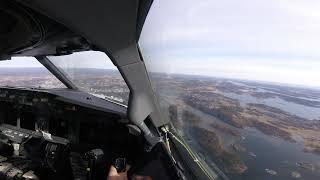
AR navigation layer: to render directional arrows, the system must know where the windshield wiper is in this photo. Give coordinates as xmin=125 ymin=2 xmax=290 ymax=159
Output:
xmin=0 ymin=85 xmax=45 ymax=90
xmin=1 ymin=85 xmax=15 ymax=88
xmin=0 ymin=85 xmax=28 ymax=89
xmin=29 ymin=86 xmax=45 ymax=90
xmin=89 ymin=93 xmax=127 ymax=108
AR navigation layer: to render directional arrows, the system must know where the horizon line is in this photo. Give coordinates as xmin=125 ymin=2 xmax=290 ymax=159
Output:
xmin=0 ymin=67 xmax=319 ymax=90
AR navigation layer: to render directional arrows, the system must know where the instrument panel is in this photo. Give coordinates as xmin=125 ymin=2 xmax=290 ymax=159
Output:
xmin=0 ymin=87 xmax=127 ymax=144
xmin=0 ymin=88 xmax=73 ymax=110
xmin=0 ymin=87 xmax=126 ymax=116
xmin=0 ymin=87 xmax=149 ymax=180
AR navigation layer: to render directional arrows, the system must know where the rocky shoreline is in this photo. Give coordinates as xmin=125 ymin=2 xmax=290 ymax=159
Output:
xmin=183 ymin=92 xmax=320 ymax=155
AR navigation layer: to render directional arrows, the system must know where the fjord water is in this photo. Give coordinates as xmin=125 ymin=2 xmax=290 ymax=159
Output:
xmin=234 ymin=128 xmax=320 ymax=180
xmin=206 ymin=81 xmax=320 ymax=179
xmin=158 ymin=75 xmax=320 ymax=180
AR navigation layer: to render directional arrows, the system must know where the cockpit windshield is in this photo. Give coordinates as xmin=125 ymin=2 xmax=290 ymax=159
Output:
xmin=140 ymin=0 xmax=320 ymax=179
xmin=47 ymin=51 xmax=129 ymax=105
xmin=0 ymin=57 xmax=66 ymax=89
xmin=0 ymin=52 xmax=130 ymax=106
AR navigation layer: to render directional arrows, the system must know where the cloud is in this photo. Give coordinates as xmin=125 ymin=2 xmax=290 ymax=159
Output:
xmin=139 ymin=0 xmax=320 ymax=87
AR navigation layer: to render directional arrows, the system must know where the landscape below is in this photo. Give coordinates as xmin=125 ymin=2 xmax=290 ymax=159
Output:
xmin=1 ymin=68 xmax=320 ymax=179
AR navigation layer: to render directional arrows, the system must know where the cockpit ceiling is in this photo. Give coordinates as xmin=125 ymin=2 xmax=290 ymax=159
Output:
xmin=0 ymin=0 xmax=92 ymax=60
xmin=0 ymin=0 xmax=152 ymax=64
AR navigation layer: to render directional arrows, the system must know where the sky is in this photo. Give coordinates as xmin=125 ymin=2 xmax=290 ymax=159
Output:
xmin=1 ymin=0 xmax=320 ymax=88
xmin=0 ymin=51 xmax=116 ymax=69
xmin=139 ymin=0 xmax=320 ymax=88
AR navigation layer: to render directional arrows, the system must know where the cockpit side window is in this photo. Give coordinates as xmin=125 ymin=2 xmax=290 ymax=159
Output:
xmin=139 ymin=0 xmax=320 ymax=179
